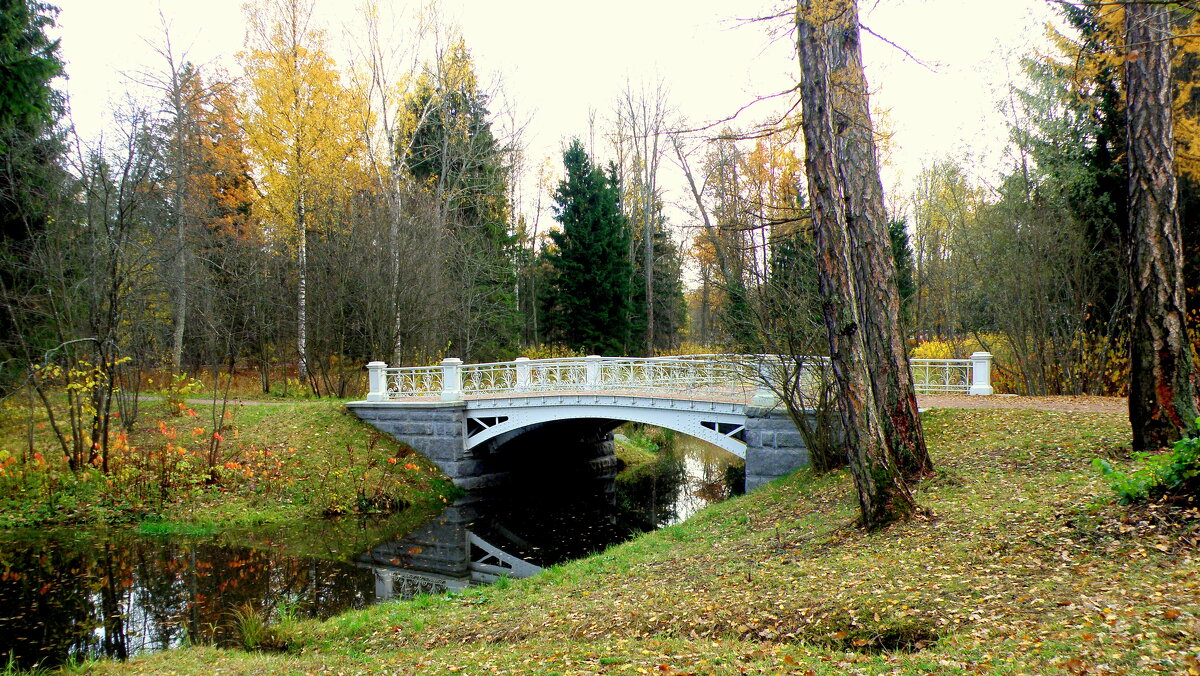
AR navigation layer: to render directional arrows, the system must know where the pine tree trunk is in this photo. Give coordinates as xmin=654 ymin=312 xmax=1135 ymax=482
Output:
xmin=1125 ymin=0 xmax=1198 ymax=450
xmin=828 ymin=0 xmax=932 ymax=478
xmin=796 ymin=0 xmax=915 ymax=529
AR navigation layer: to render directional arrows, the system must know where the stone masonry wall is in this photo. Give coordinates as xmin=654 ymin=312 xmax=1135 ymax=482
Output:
xmin=743 ymin=408 xmax=812 ymax=491
xmin=348 ymin=402 xmax=507 ymax=489
xmin=351 ymin=401 xmax=813 ymax=494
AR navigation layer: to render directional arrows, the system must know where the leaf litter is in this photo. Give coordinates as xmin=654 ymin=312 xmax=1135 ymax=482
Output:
xmin=105 ymin=408 xmax=1200 ymax=674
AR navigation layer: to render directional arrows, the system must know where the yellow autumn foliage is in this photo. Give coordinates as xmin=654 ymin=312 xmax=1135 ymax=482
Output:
xmin=240 ymin=0 xmax=372 ymax=248
xmin=1044 ymin=3 xmax=1200 ymax=180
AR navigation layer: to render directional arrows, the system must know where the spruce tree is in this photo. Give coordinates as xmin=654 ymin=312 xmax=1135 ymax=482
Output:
xmin=888 ymin=219 xmax=917 ymax=325
xmin=0 ymin=0 xmax=63 ymax=245
xmin=0 ymin=0 xmax=64 ymax=389
xmin=544 ymin=139 xmax=632 ymax=355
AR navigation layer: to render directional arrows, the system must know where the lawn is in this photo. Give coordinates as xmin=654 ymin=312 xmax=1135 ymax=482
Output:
xmin=79 ymin=407 xmax=1199 ymax=674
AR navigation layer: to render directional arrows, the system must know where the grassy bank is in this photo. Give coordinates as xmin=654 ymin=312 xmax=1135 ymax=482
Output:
xmin=83 ymin=407 xmax=1200 ymax=674
xmin=0 ymin=399 xmax=452 ymax=529
xmin=613 ymin=424 xmax=673 ymax=468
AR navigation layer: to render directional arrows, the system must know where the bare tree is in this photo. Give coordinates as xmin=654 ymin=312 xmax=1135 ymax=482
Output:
xmin=136 ymin=16 xmax=227 ymax=371
xmin=613 ymin=79 xmax=670 ymax=355
xmin=26 ymin=107 xmax=165 ymax=473
xmin=349 ymin=1 xmax=449 ymax=364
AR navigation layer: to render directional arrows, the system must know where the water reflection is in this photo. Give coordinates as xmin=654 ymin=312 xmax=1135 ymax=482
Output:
xmin=672 ymin=434 xmax=745 ymax=523
xmin=0 ymin=532 xmax=376 ymax=670
xmin=613 ymin=431 xmax=742 ymax=528
xmin=0 ymin=428 xmax=743 ymax=669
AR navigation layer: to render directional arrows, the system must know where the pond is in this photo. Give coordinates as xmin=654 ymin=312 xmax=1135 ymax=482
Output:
xmin=0 ymin=427 xmax=742 ymax=669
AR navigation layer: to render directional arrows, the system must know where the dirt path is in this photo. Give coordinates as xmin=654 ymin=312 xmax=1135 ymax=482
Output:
xmin=917 ymin=394 xmax=1125 ymax=414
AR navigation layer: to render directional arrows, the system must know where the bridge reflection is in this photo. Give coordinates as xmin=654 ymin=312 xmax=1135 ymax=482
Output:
xmin=360 ymin=454 xmax=673 ymax=599
xmin=361 ymin=500 xmax=543 ymax=600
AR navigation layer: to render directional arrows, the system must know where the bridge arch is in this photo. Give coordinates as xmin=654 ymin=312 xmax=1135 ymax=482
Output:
xmin=348 ymin=390 xmax=809 ymax=492
xmin=463 ymin=394 xmax=748 ymax=458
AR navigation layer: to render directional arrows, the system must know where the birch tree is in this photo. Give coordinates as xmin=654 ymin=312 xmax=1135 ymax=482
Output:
xmin=350 ymin=1 xmax=447 ymax=364
xmin=614 ymin=80 xmax=670 ymax=355
xmin=241 ymin=0 xmax=362 ymax=380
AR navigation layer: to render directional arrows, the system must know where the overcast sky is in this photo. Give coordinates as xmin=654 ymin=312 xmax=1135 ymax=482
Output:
xmin=51 ymin=0 xmax=1057 ymax=221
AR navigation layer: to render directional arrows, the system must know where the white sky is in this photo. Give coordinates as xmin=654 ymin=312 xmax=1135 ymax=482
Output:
xmin=52 ymin=0 xmax=1058 ymax=223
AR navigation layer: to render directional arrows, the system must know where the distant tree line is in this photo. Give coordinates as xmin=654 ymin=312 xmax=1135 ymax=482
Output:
xmin=900 ymin=3 xmax=1200 ymax=400
xmin=0 ymin=0 xmax=690 ymax=429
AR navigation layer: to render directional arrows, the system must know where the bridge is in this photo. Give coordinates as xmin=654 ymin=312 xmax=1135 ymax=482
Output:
xmin=347 ymin=353 xmax=994 ymax=491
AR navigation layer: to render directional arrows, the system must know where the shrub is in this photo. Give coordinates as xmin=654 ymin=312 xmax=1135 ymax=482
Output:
xmin=519 ymin=344 xmax=585 ymax=360
xmin=160 ymin=373 xmax=204 ymax=416
xmin=1094 ymin=432 xmax=1200 ymax=504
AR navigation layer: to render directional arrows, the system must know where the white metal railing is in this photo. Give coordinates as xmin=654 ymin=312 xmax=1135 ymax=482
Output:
xmin=910 ymin=359 xmax=970 ymax=394
xmin=363 ymin=352 xmax=994 ymax=401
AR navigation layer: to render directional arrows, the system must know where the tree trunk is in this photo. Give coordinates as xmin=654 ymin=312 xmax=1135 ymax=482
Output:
xmin=1125 ymin=0 xmax=1198 ymax=450
xmin=644 ymin=205 xmax=654 ymax=355
xmin=828 ymin=0 xmax=932 ymax=478
xmin=296 ymin=190 xmax=308 ymax=381
xmin=170 ymin=114 xmax=188 ymax=372
xmin=796 ymin=0 xmax=915 ymax=529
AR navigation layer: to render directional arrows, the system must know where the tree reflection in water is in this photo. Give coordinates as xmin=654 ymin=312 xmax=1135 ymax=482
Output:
xmin=0 ymin=533 xmax=375 ymax=670
xmin=0 ymin=428 xmax=743 ymax=669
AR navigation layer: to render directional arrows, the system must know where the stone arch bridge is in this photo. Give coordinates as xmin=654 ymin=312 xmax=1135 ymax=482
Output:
xmin=347 ymin=353 xmax=993 ymax=491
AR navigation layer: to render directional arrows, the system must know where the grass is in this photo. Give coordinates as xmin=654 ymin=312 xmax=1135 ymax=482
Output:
xmin=613 ymin=423 xmax=673 ymax=467
xmin=0 ymin=398 xmax=452 ymax=529
xmin=77 ymin=407 xmax=1200 ymax=674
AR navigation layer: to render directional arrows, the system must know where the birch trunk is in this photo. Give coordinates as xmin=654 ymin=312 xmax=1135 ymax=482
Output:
xmin=296 ymin=190 xmax=308 ymax=381
xmin=1125 ymin=0 xmax=1198 ymax=450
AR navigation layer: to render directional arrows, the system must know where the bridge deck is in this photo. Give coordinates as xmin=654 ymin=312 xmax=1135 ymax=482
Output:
xmin=376 ymin=388 xmax=754 ymax=406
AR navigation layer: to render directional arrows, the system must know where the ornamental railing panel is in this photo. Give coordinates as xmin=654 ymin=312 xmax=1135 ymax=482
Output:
xmin=387 ymin=367 xmax=443 ymax=398
xmin=909 ymin=359 xmax=972 ymax=393
xmin=460 ymin=362 xmax=519 ymax=395
xmin=363 ymin=352 xmax=994 ymax=401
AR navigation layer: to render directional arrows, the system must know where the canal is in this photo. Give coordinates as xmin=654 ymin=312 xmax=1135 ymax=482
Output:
xmin=0 ymin=426 xmax=743 ymax=669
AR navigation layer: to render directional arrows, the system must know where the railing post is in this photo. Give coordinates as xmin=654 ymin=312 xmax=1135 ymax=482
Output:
xmin=969 ymin=352 xmax=994 ymax=395
xmin=366 ymin=361 xmax=387 ymax=401
xmin=515 ymin=357 xmax=531 ymax=391
xmin=585 ymin=355 xmax=601 ymax=390
xmin=441 ymin=357 xmax=463 ymax=401
xmin=750 ymin=356 xmax=780 ymax=409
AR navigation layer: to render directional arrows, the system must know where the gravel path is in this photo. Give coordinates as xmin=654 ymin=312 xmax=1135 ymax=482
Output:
xmin=917 ymin=394 xmax=1126 ymax=414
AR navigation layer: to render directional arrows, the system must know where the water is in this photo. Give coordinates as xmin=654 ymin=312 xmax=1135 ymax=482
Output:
xmin=0 ymin=429 xmax=741 ymax=669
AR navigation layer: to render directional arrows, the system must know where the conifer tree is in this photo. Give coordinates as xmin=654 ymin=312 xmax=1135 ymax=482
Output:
xmin=543 ymin=139 xmax=632 ymax=355
xmin=0 ymin=0 xmax=63 ymax=245
xmin=0 ymin=0 xmax=64 ymax=387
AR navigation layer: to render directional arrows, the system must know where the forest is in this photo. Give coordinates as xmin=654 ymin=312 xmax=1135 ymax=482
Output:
xmin=2 ymin=0 xmax=1200 ymax=672
xmin=2 ymin=0 xmax=1200 ymax=507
